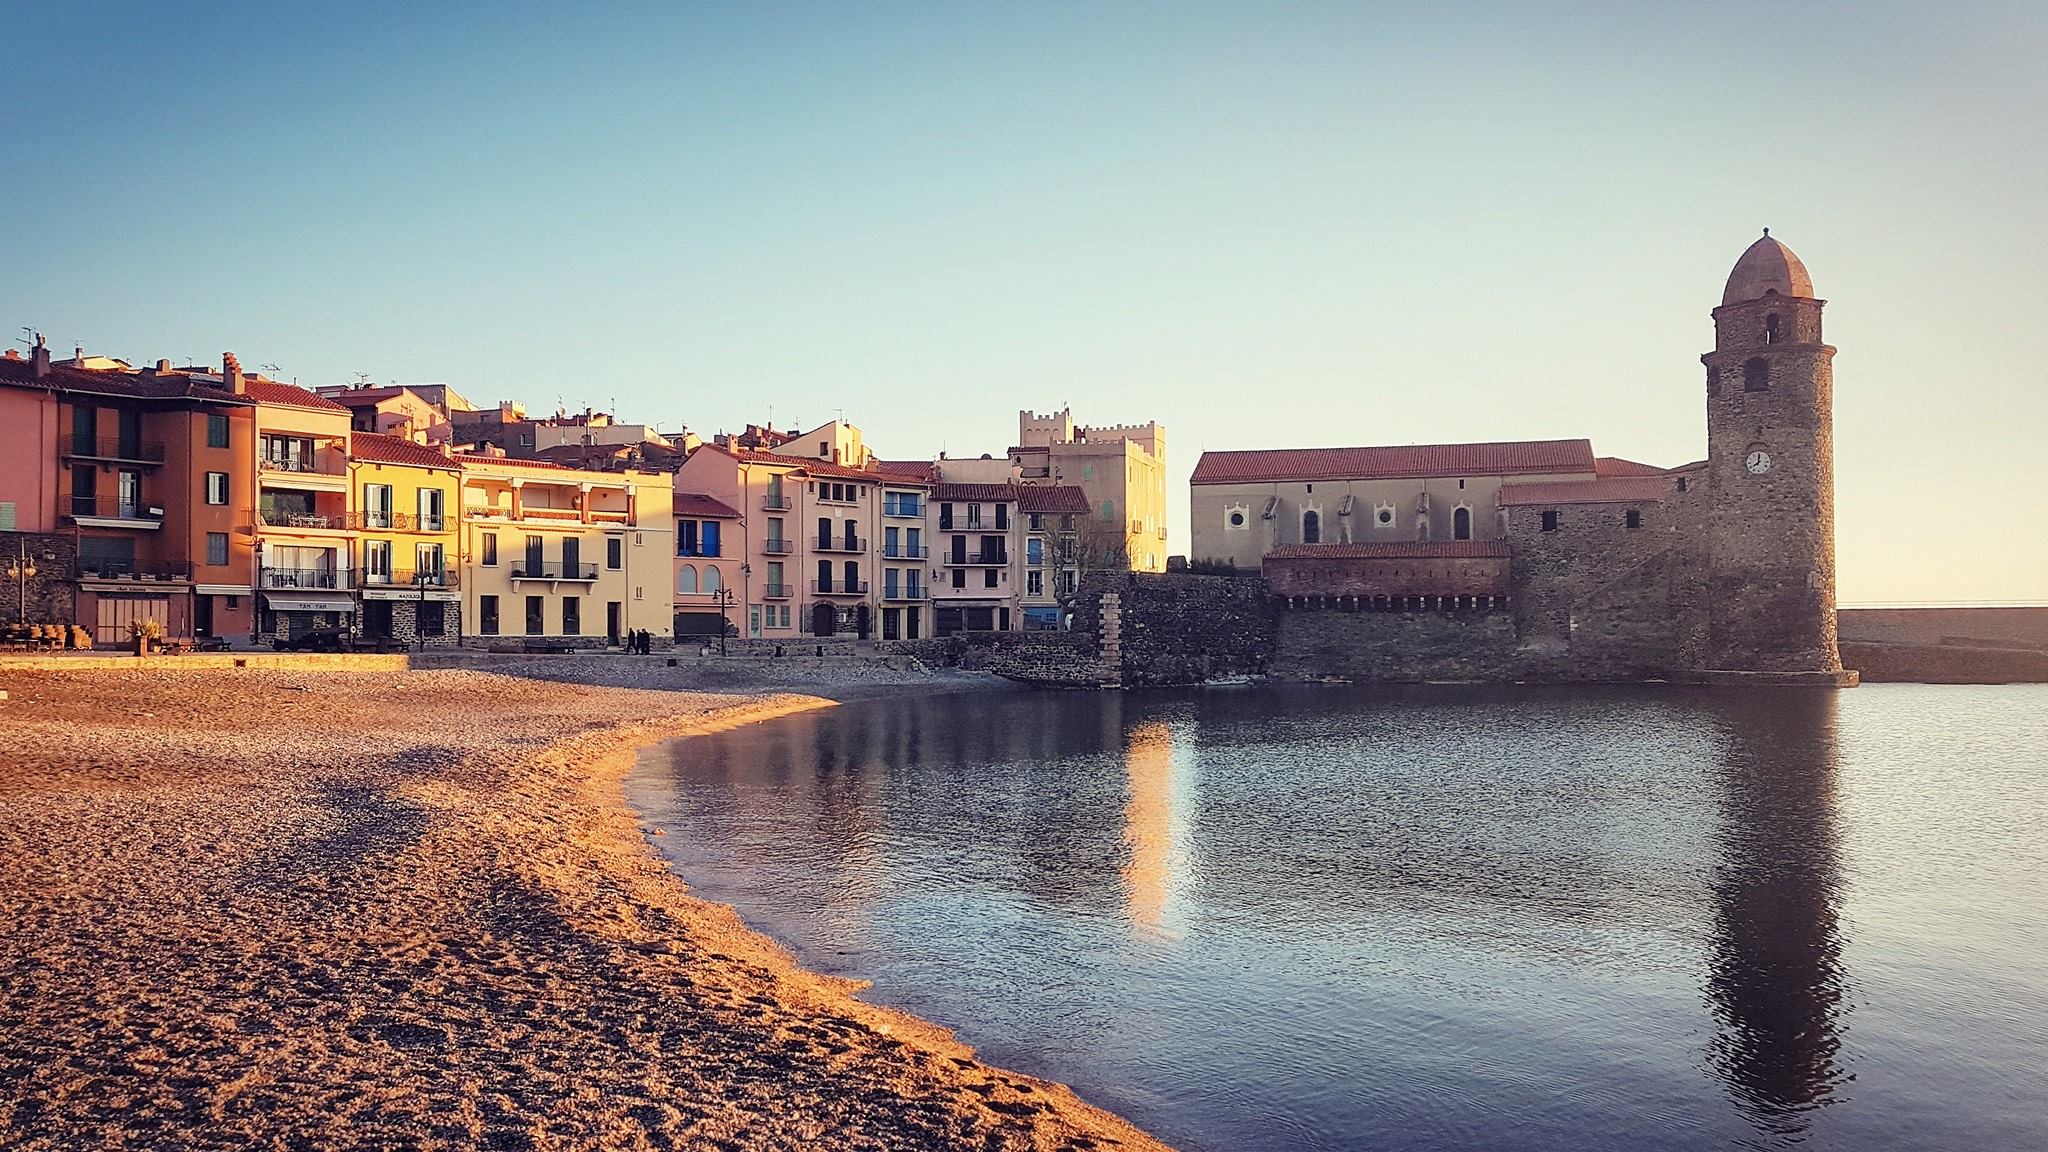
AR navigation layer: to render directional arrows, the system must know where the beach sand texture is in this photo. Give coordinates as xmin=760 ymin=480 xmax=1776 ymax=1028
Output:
xmin=0 ymin=667 xmax=1172 ymax=1152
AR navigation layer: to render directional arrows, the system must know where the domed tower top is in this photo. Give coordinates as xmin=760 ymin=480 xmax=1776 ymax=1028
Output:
xmin=1722 ymin=229 xmax=1814 ymax=306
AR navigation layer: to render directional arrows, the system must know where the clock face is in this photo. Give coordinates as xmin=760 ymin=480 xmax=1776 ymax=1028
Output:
xmin=1745 ymin=450 xmax=1772 ymax=475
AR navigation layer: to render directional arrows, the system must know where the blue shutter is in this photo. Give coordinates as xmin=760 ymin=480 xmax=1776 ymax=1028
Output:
xmin=701 ymin=521 xmax=720 ymax=557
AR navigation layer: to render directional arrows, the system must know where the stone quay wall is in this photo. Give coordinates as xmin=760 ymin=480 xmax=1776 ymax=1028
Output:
xmin=1076 ymin=572 xmax=1275 ymax=686
xmin=1269 ymin=607 xmax=1522 ymax=682
xmin=0 ymin=532 xmax=78 ymax=627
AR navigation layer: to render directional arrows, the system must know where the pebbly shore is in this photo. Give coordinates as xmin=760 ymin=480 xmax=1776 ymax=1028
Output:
xmin=0 ymin=665 xmax=1169 ymax=1151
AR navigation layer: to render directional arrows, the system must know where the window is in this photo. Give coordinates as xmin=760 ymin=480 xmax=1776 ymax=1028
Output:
xmin=995 ymin=504 xmax=1008 ymax=530
xmin=967 ymin=504 xmax=982 ymax=528
xmin=207 ymin=413 xmax=230 ymax=449
xmin=1765 ymin=313 xmax=1781 ymax=345
xmin=1228 ymin=510 xmax=1246 ymax=529
xmin=678 ymin=519 xmax=698 ymax=555
xmin=562 ymin=596 xmax=580 ymax=635
xmin=703 ymin=566 xmax=721 ymax=594
xmin=206 ymin=472 xmax=229 ymax=505
xmin=701 ymin=521 xmax=720 ymax=557
xmin=363 ymin=484 xmax=393 ymax=528
xmin=418 ymin=488 xmax=445 ymax=532
xmin=1625 ymin=509 xmax=1642 ymax=530
xmin=1027 ymin=513 xmax=1043 ymax=531
xmin=1541 ymin=510 xmax=1560 ymax=532
xmin=562 ymin=537 xmax=580 ymax=576
xmin=938 ymin=503 xmax=955 ymax=529
xmin=419 ymin=601 xmax=445 ymax=637
xmin=984 ymin=569 xmax=998 ymax=588
xmin=678 ymin=564 xmax=698 ymax=594
xmin=1676 ymin=477 xmax=1689 ymax=493
xmin=525 ymin=595 xmax=544 ymax=634
xmin=1100 ymin=500 xmax=1115 ymax=522
xmin=481 ymin=533 xmax=498 ymax=566
xmin=1453 ymin=507 xmax=1472 ymax=540
xmin=416 ymin=542 xmax=445 ymax=581
xmin=607 ymin=538 xmax=622 ymax=570
xmin=1028 ymin=570 xmax=1043 ymax=596
xmin=951 ymin=567 xmax=966 ymax=589
xmin=481 ymin=595 xmax=500 ymax=635
xmin=1377 ymin=507 xmax=1393 ymax=526
xmin=1743 ymin=357 xmax=1770 ymax=392
xmin=1027 ymin=538 xmax=1043 ymax=566
xmin=766 ymin=561 xmax=784 ymax=593
xmin=206 ymin=532 xmax=228 ymax=566
xmin=364 ymin=540 xmax=392 ymax=582
xmin=1302 ymin=510 xmax=1321 ymax=545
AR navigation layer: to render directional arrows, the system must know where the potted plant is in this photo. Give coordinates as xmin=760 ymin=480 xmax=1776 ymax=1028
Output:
xmin=129 ymin=617 xmax=166 ymax=656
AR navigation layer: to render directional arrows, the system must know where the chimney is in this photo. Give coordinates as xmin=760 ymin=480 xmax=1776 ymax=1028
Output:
xmin=223 ymin=351 xmax=246 ymax=394
xmin=73 ymin=345 xmax=84 ymax=363
xmin=30 ymin=333 xmax=50 ymax=377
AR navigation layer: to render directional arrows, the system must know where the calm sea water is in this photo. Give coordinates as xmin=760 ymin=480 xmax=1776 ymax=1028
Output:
xmin=626 ymin=684 xmax=2048 ymax=1151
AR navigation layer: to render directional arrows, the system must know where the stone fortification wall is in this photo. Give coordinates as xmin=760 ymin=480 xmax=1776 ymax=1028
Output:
xmin=1269 ymin=609 xmax=1521 ymax=681
xmin=1077 ymin=572 xmax=1274 ymax=686
xmin=0 ymin=533 xmax=77 ymax=627
xmin=1505 ymin=484 xmax=1706 ymax=680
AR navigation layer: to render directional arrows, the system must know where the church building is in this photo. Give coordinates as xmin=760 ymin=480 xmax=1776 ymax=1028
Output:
xmin=1188 ymin=232 xmax=1853 ymax=685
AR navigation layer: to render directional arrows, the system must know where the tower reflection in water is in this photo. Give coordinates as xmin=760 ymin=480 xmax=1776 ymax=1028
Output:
xmin=1704 ymin=690 xmax=1850 ymax=1141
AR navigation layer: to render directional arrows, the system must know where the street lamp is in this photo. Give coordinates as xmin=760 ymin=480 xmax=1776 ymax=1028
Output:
xmin=412 ymin=568 xmax=431 ymax=652
xmin=713 ymin=586 xmax=738 ymax=656
xmin=6 ymin=540 xmax=37 ymax=624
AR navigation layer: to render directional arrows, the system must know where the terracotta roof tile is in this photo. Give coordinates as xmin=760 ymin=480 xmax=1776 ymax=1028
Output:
xmin=349 ymin=431 xmax=457 ymax=469
xmin=1497 ymin=476 xmax=1670 ymax=506
xmin=1018 ymin=485 xmax=1090 ymax=514
xmin=243 ymin=377 xmax=351 ymax=412
xmin=674 ymin=493 xmax=741 ymax=519
xmin=0 ymin=359 xmax=247 ymax=404
xmin=1265 ymin=541 xmax=1511 ymax=560
xmin=1594 ymin=456 xmax=1667 ymax=478
xmin=1191 ymin=439 xmax=1596 ymax=484
xmin=933 ymin=483 xmax=1019 ymax=502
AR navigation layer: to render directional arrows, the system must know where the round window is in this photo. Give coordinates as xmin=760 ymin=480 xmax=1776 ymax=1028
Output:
xmin=1228 ymin=511 xmax=1245 ymax=527
xmin=1377 ymin=509 xmax=1392 ymax=525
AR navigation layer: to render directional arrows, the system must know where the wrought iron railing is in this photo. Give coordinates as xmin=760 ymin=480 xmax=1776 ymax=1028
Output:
xmin=761 ymin=539 xmax=795 ymax=555
xmin=358 ymin=567 xmax=459 ymax=589
xmin=882 ymin=543 xmax=929 ymax=559
xmin=761 ymin=582 xmax=794 ymax=599
xmin=65 ymin=438 xmax=166 ymax=464
xmin=813 ymin=578 xmax=870 ymax=595
xmin=261 ymin=567 xmax=349 ymax=590
xmin=814 ymin=535 xmax=865 ymax=552
xmin=69 ymin=496 xmax=162 ymax=522
xmin=76 ymin=559 xmax=191 ymax=580
xmin=762 ymin=494 xmax=793 ymax=510
xmin=883 ymin=583 xmax=926 ymax=601
xmin=510 ymin=562 xmax=598 ymax=580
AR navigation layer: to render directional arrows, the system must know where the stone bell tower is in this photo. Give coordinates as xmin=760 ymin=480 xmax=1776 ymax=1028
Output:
xmin=1700 ymin=231 xmax=1848 ymax=679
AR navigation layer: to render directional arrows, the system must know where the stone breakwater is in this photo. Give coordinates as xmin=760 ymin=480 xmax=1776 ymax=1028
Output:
xmin=0 ymin=667 xmax=1171 ymax=1152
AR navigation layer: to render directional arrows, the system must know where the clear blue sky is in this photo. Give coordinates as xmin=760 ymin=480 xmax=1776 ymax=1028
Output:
xmin=7 ymin=2 xmax=2044 ymax=602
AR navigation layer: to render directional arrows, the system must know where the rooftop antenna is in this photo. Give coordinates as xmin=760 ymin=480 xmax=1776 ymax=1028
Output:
xmin=260 ymin=362 xmax=282 ymax=375
xmin=353 ymin=372 xmax=372 ymax=386
xmin=16 ymin=326 xmax=36 ymax=351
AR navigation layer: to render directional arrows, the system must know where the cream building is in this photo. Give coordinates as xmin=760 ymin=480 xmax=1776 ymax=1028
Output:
xmin=458 ymin=452 xmax=672 ymax=647
xmin=1009 ymin=408 xmax=1168 ymax=573
xmin=244 ymin=366 xmax=360 ymax=641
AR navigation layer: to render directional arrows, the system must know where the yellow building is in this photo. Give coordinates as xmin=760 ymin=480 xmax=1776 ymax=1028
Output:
xmin=347 ymin=432 xmax=464 ymax=647
xmin=457 ymin=451 xmax=673 ymax=648
xmin=242 ymin=364 xmax=360 ymax=641
xmin=1011 ymin=407 xmax=1169 ymax=572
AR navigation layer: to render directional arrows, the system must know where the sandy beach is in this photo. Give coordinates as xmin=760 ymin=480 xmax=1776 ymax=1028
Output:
xmin=0 ymin=665 xmax=1171 ymax=1151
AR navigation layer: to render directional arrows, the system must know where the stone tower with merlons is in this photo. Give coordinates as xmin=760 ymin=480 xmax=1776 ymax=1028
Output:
xmin=1700 ymin=231 xmax=1845 ymax=677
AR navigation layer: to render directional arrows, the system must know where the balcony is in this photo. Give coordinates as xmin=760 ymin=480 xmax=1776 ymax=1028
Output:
xmin=813 ymin=578 xmax=870 ymax=596
xmin=761 ymin=582 xmax=794 ymax=599
xmin=77 ymin=559 xmax=191 ymax=582
xmin=946 ymin=549 xmax=1010 ymax=566
xmin=258 ymin=509 xmax=353 ymax=532
xmin=259 ymin=453 xmax=348 ymax=477
xmin=883 ymin=583 xmax=926 ymax=602
xmin=68 ymin=496 xmax=164 ymax=529
xmin=882 ymin=544 xmax=929 ymax=559
xmin=762 ymin=493 xmax=793 ymax=511
xmin=261 ymin=567 xmax=350 ymax=590
xmin=814 ymin=535 xmax=865 ymax=553
xmin=761 ymin=538 xmax=795 ymax=555
xmin=882 ymin=500 xmax=925 ymax=519
xmin=510 ymin=562 xmax=599 ymax=582
xmin=355 ymin=511 xmax=444 ymax=533
xmin=359 ymin=567 xmax=460 ymax=590
xmin=65 ymin=438 xmax=166 ymax=465
xmin=676 ymin=545 xmax=722 ymax=559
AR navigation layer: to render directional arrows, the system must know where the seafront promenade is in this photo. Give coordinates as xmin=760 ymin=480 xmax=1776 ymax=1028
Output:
xmin=0 ymin=663 xmax=1166 ymax=1151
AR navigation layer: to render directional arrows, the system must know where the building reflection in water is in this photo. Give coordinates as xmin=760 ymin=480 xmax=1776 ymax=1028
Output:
xmin=1704 ymin=690 xmax=1850 ymax=1142
xmin=1121 ymin=713 xmax=1196 ymax=937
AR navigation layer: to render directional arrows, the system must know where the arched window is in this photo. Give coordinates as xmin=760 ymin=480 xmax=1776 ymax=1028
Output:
xmin=677 ymin=564 xmax=698 ymax=595
xmin=1453 ymin=507 xmax=1472 ymax=540
xmin=1302 ymin=510 xmax=1321 ymax=544
xmin=702 ymin=566 xmax=722 ymax=594
xmin=1764 ymin=313 xmax=1781 ymax=345
xmin=1743 ymin=357 xmax=1770 ymax=392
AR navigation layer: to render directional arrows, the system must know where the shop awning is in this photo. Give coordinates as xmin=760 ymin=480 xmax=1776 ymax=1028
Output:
xmin=262 ymin=593 xmax=357 ymax=613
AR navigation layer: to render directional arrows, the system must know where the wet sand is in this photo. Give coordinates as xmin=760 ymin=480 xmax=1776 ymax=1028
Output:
xmin=0 ymin=667 xmax=1172 ymax=1151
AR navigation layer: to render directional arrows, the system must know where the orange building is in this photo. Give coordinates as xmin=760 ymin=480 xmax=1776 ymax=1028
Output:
xmin=0 ymin=346 xmax=259 ymax=643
